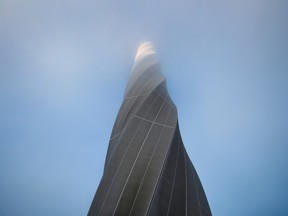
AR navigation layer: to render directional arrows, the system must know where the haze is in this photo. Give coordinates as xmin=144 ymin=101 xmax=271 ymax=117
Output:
xmin=0 ymin=0 xmax=288 ymax=215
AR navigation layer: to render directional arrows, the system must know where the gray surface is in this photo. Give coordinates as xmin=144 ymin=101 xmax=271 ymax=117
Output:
xmin=88 ymin=54 xmax=211 ymax=216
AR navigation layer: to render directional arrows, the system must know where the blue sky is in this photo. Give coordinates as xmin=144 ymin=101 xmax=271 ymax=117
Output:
xmin=0 ymin=0 xmax=288 ymax=215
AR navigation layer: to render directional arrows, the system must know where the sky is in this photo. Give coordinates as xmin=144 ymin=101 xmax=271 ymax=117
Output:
xmin=0 ymin=0 xmax=288 ymax=215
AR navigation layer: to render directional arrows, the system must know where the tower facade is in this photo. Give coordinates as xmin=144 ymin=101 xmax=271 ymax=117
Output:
xmin=88 ymin=42 xmax=211 ymax=216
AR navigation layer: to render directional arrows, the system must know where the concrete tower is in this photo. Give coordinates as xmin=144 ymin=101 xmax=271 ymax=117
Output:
xmin=88 ymin=42 xmax=211 ymax=216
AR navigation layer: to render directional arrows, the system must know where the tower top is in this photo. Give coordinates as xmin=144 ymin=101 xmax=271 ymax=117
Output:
xmin=134 ymin=42 xmax=157 ymax=62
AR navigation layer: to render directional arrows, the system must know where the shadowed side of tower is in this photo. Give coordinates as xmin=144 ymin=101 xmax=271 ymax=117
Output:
xmin=88 ymin=42 xmax=212 ymax=216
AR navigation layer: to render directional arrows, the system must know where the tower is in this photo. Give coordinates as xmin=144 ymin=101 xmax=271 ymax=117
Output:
xmin=88 ymin=42 xmax=211 ymax=216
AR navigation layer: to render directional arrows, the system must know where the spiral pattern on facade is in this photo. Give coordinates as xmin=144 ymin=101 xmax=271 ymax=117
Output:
xmin=88 ymin=42 xmax=211 ymax=216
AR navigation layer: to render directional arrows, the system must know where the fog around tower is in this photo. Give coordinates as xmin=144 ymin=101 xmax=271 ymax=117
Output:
xmin=0 ymin=0 xmax=288 ymax=216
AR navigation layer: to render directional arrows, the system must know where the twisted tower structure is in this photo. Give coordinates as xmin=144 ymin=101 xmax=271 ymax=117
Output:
xmin=88 ymin=42 xmax=211 ymax=216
